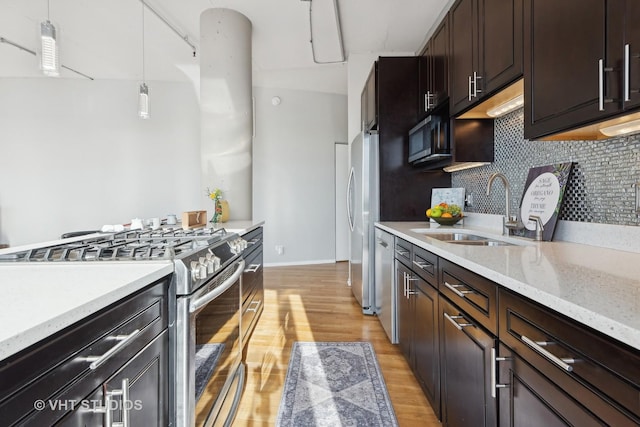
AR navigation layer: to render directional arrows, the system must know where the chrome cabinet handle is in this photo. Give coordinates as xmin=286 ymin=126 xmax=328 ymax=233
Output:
xmin=521 ymin=335 xmax=576 ymax=372
xmin=402 ymin=272 xmax=407 ymax=298
xmin=598 ymin=59 xmax=614 ymax=111
xmin=444 ymin=313 xmax=473 ymax=330
xmin=625 ymin=44 xmax=631 ymax=102
xmin=406 ymin=274 xmax=418 ymax=296
xmin=425 ymin=91 xmax=434 ymax=110
xmin=473 ymin=71 xmax=482 ymax=97
xmin=247 ymin=238 xmax=260 ymax=246
xmin=77 ymin=330 xmax=140 ymax=370
xmin=244 ymin=263 xmax=261 ymax=273
xmin=412 ymin=260 xmax=431 ymax=271
xmin=377 ymin=238 xmax=388 ymax=248
xmin=110 ymin=378 xmax=131 ymax=427
xmin=247 ymin=300 xmax=261 ymax=312
xmin=443 ymin=281 xmax=474 ymax=298
xmin=468 ymin=75 xmax=473 ymax=101
xmin=395 ymin=249 xmax=409 ymax=257
xmin=490 ymin=348 xmax=511 ymax=398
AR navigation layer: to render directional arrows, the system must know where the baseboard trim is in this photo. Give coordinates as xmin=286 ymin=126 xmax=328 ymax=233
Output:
xmin=264 ymin=259 xmax=337 ymax=267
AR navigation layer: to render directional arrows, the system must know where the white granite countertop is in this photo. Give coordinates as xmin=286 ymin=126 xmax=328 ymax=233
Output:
xmin=0 ymin=262 xmax=174 ymax=361
xmin=220 ymin=220 xmax=264 ymax=235
xmin=376 ymin=221 xmax=640 ymax=351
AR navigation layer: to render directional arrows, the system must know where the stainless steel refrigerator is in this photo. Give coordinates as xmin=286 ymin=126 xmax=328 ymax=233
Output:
xmin=347 ymin=131 xmax=379 ymax=315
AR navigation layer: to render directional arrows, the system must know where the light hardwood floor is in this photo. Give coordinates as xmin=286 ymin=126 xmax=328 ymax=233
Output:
xmin=234 ymin=262 xmax=441 ymax=426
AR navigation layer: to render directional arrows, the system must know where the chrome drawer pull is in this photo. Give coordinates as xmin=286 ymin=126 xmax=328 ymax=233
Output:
xmin=521 ymin=335 xmax=575 ymax=372
xmin=395 ymin=249 xmax=409 ymax=257
xmin=412 ymin=260 xmax=431 ymax=270
xmin=244 ymin=263 xmax=261 ymax=273
xmin=77 ymin=330 xmax=140 ymax=370
xmin=247 ymin=238 xmax=260 ymax=245
xmin=443 ymin=281 xmax=472 ymax=298
xmin=444 ymin=313 xmax=473 ymax=330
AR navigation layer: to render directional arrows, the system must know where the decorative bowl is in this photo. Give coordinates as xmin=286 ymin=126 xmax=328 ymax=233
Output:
xmin=430 ymin=215 xmax=463 ymax=226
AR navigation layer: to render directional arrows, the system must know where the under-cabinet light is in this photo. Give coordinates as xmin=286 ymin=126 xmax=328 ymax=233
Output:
xmin=486 ymin=94 xmax=524 ymax=118
xmin=600 ymin=119 xmax=640 ymax=137
xmin=39 ymin=20 xmax=59 ymax=77
xmin=443 ymin=162 xmax=491 ymax=173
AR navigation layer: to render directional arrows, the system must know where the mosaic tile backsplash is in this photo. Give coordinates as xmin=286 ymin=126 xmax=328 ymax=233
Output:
xmin=452 ymin=109 xmax=640 ymax=226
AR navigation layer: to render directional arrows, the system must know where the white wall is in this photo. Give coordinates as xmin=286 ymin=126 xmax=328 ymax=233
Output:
xmin=0 ymin=78 xmax=201 ymax=246
xmin=252 ymin=86 xmax=347 ymax=265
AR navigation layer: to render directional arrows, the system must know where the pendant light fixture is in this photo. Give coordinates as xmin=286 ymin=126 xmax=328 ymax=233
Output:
xmin=39 ymin=0 xmax=59 ymax=77
xmin=138 ymin=2 xmax=150 ymax=119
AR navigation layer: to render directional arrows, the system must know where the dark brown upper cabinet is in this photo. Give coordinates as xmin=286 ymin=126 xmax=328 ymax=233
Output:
xmin=524 ymin=0 xmax=640 ymax=140
xmin=449 ymin=0 xmax=523 ymax=116
xmin=418 ymin=17 xmax=450 ymax=120
xmin=361 ymin=63 xmax=378 ymax=131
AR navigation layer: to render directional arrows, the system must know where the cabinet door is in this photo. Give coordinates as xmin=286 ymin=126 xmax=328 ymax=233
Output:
xmin=624 ymin=0 xmax=640 ymax=110
xmin=440 ymin=297 xmax=496 ymax=427
xmin=362 ymin=64 xmax=378 ymax=131
xmin=418 ymin=49 xmax=431 ymax=118
xmin=104 ymin=330 xmax=169 ymax=427
xmin=396 ymin=260 xmax=412 ymax=363
xmin=56 ymin=331 xmax=168 ymax=427
xmin=480 ymin=0 xmax=523 ymax=95
xmin=497 ymin=344 xmax=619 ymax=426
xmin=450 ymin=0 xmax=477 ymax=115
xmin=523 ymin=0 xmax=611 ymax=139
xmin=413 ymin=278 xmax=441 ymax=419
xmin=431 ymin=17 xmax=450 ymax=109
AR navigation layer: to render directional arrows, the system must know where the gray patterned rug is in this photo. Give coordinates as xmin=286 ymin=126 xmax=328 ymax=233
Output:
xmin=276 ymin=341 xmax=398 ymax=427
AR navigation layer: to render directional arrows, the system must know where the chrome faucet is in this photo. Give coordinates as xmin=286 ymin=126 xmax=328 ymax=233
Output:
xmin=486 ymin=172 xmax=519 ymax=235
xmin=528 ymin=215 xmax=544 ymax=241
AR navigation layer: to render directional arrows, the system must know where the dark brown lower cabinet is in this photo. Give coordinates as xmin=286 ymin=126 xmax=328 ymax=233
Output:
xmin=440 ymin=297 xmax=497 ymax=427
xmin=396 ymin=260 xmax=441 ymax=418
xmin=497 ymin=343 xmax=613 ymax=427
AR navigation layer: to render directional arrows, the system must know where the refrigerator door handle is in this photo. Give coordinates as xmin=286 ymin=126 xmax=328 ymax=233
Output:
xmin=347 ymin=167 xmax=355 ymax=232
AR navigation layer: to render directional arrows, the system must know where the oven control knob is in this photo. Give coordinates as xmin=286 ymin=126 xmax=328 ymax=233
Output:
xmin=205 ymin=254 xmax=215 ymax=273
xmin=213 ymin=256 xmax=221 ymax=271
xmin=199 ymin=264 xmax=208 ymax=279
xmin=190 ymin=261 xmax=202 ymax=281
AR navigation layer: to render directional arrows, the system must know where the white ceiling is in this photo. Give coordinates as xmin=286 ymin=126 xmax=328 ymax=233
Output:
xmin=0 ymin=0 xmax=451 ymax=94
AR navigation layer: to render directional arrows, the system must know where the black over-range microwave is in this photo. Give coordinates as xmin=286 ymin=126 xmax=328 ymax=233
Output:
xmin=408 ymin=113 xmax=451 ymax=164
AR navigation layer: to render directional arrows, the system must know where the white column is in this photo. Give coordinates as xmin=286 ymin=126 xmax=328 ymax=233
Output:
xmin=200 ymin=8 xmax=253 ymax=220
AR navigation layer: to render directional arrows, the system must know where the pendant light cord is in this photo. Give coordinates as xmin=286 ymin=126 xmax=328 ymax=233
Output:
xmin=141 ymin=2 xmax=145 ymax=83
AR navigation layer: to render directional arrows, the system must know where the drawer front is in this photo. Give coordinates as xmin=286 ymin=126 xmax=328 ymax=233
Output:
xmin=394 ymin=237 xmax=412 ymax=267
xmin=242 ymin=246 xmax=263 ymax=303
xmin=0 ymin=278 xmax=169 ymax=426
xmin=499 ymin=289 xmax=640 ymax=423
xmin=439 ymin=259 xmax=498 ymax=334
xmin=242 ymin=284 xmax=264 ymax=345
xmin=242 ymin=227 xmax=263 ymax=257
xmin=412 ymin=245 xmax=438 ymax=286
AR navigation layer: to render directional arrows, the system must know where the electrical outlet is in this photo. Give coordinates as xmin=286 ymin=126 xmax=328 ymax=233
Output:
xmin=275 ymin=245 xmax=284 ymax=255
xmin=635 ymin=183 xmax=640 ymax=214
xmin=465 ymin=193 xmax=473 ymax=207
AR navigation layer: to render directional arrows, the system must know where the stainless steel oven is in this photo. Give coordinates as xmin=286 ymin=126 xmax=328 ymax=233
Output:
xmin=175 ymin=258 xmax=245 ymax=427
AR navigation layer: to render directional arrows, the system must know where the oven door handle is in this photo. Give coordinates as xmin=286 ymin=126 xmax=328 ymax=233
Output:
xmin=189 ymin=259 xmax=245 ymax=313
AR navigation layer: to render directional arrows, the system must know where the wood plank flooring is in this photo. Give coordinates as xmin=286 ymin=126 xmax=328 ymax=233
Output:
xmin=234 ymin=262 xmax=441 ymax=426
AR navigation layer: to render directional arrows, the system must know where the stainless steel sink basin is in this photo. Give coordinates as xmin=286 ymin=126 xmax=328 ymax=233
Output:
xmin=447 ymin=240 xmax=514 ymax=246
xmin=426 ymin=233 xmax=488 ymax=241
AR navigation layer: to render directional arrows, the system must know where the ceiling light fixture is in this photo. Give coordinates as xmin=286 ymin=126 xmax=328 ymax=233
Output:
xmin=0 ymin=36 xmax=94 ymax=80
xmin=600 ymin=118 xmax=640 ymax=137
xmin=486 ymin=94 xmax=524 ymax=118
xmin=302 ymin=0 xmax=345 ymax=64
xmin=39 ymin=0 xmax=59 ymax=77
xmin=443 ymin=162 xmax=491 ymax=173
xmin=139 ymin=3 xmax=149 ymax=119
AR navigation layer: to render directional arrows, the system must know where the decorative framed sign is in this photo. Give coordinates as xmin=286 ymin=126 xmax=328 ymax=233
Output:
xmin=519 ymin=162 xmax=573 ymax=241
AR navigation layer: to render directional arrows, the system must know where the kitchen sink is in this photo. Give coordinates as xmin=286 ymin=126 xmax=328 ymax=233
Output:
xmin=409 ymin=229 xmax=530 ymax=246
xmin=425 ymin=233 xmax=488 ymax=241
xmin=447 ymin=240 xmax=514 ymax=246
